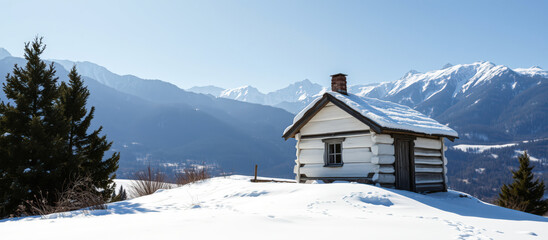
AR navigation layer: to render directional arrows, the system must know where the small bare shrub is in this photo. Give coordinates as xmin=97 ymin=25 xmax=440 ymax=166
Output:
xmin=131 ymin=165 xmax=171 ymax=197
xmin=24 ymin=176 xmax=106 ymax=217
xmin=175 ymin=167 xmax=210 ymax=186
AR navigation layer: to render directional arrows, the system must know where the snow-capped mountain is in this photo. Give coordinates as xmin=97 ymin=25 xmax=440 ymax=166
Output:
xmin=360 ymin=61 xmax=543 ymax=110
xmin=219 ymin=85 xmax=266 ymax=104
xmin=264 ymin=79 xmax=326 ymax=105
xmin=208 ymin=79 xmax=327 ymax=107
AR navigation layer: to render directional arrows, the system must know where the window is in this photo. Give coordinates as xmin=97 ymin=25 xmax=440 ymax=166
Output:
xmin=322 ymin=138 xmax=344 ymax=167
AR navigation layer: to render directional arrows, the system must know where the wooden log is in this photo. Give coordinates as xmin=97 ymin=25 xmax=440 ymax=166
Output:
xmin=415 ymin=173 xmax=443 ymax=182
xmin=414 ymin=137 xmax=442 ymax=149
xmin=379 ymin=165 xmax=394 ymax=174
xmin=415 ymin=183 xmax=445 ymax=192
xmin=414 ymin=148 xmax=442 ymax=157
xmin=299 ymin=135 xmax=373 ymax=149
xmin=371 ymin=134 xmax=393 ymax=144
xmin=343 ymin=136 xmax=374 ymax=149
xmin=299 ymin=163 xmax=377 ymax=178
xmin=343 ymin=148 xmax=373 ymax=163
xmin=416 ymin=178 xmax=443 ymax=184
xmin=298 ymin=139 xmax=324 ymax=149
xmin=308 ymin=104 xmax=353 ymax=122
xmin=301 ymin=116 xmax=369 ymax=135
xmin=373 ymin=173 xmax=395 ymax=184
xmin=415 ymin=176 xmax=444 ymax=184
xmin=299 ymin=148 xmax=373 ymax=164
xmin=414 ymin=157 xmax=443 ymax=165
xmin=371 ymin=155 xmax=395 ymax=164
xmin=372 ymin=143 xmax=394 ymax=155
xmin=299 ymin=149 xmax=324 ymax=164
xmin=415 ymin=165 xmax=443 ymax=173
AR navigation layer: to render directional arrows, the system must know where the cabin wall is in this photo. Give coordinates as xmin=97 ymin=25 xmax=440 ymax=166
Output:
xmin=414 ymin=137 xmax=446 ymax=192
xmin=293 ymin=103 xmax=447 ymax=192
xmin=295 ymin=103 xmax=376 ymax=181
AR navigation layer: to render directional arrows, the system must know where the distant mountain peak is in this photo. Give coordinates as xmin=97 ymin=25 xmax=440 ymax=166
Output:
xmin=442 ymin=63 xmax=453 ymax=69
xmin=402 ymin=70 xmax=419 ymax=79
xmin=0 ymin=48 xmax=12 ymax=60
xmin=299 ymin=78 xmax=312 ymax=84
xmin=187 ymin=85 xmax=225 ymax=96
xmin=477 ymin=61 xmax=496 ymax=67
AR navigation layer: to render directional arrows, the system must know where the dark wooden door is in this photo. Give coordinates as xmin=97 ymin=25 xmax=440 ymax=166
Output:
xmin=394 ymin=138 xmax=415 ymax=191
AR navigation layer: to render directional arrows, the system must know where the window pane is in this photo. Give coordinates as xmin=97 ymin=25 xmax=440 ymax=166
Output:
xmin=336 ymin=154 xmax=341 ymax=164
xmin=335 ymin=144 xmax=341 ymax=154
xmin=329 ymin=144 xmax=334 ymax=153
xmin=329 ymin=154 xmax=334 ymax=164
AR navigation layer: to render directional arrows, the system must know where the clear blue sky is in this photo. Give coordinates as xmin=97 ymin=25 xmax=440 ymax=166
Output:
xmin=1 ymin=0 xmax=547 ymax=92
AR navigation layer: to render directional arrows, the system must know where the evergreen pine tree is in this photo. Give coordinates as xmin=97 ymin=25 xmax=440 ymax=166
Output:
xmin=496 ymin=151 xmax=548 ymax=215
xmin=0 ymin=38 xmax=120 ymax=218
xmin=59 ymin=67 xmax=119 ymax=201
xmin=111 ymin=185 xmax=128 ymax=202
xmin=0 ymin=37 xmax=65 ymax=217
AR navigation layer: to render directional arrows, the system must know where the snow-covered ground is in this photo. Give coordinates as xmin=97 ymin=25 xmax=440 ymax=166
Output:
xmin=1 ymin=176 xmax=547 ymax=239
xmin=112 ymin=179 xmax=177 ymax=199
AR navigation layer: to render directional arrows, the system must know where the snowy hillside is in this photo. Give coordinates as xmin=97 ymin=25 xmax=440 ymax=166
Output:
xmin=1 ymin=176 xmax=546 ymax=240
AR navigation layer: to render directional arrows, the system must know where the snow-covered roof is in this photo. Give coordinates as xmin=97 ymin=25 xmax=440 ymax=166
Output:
xmin=283 ymin=92 xmax=458 ymax=139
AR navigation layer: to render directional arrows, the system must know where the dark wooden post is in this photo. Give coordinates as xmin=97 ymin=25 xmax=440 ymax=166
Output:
xmin=254 ymin=164 xmax=258 ymax=182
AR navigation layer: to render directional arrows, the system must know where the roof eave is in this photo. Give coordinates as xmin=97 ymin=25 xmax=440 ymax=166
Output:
xmin=282 ymin=93 xmax=331 ymax=140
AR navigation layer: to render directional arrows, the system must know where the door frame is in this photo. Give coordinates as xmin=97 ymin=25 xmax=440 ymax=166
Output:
xmin=392 ymin=134 xmax=416 ymax=191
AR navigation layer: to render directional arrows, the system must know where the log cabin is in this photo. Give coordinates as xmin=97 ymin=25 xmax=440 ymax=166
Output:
xmin=282 ymin=74 xmax=458 ymax=192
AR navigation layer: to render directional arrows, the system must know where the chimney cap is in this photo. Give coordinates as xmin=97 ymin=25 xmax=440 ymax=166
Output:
xmin=330 ymin=73 xmax=348 ymax=77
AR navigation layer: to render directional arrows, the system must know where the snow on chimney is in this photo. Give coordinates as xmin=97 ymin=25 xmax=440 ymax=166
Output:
xmin=331 ymin=73 xmax=347 ymax=95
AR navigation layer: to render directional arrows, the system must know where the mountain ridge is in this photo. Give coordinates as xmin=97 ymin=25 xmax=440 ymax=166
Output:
xmin=0 ymin=56 xmax=297 ymax=179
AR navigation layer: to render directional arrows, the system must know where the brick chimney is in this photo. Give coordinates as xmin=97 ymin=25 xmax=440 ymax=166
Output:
xmin=331 ymin=73 xmax=347 ymax=95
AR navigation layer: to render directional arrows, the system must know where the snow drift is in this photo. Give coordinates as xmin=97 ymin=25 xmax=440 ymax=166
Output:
xmin=1 ymin=176 xmax=546 ymax=240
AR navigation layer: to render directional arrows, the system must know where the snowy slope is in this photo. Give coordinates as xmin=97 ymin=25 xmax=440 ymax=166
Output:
xmin=1 ymin=176 xmax=546 ymax=240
